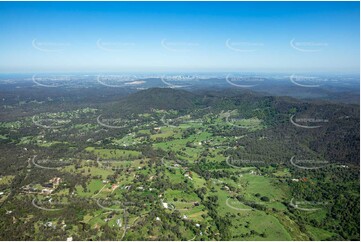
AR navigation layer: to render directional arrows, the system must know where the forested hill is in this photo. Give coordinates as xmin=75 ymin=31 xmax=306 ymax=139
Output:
xmin=114 ymin=87 xmax=360 ymax=165
xmin=119 ymin=87 xmax=199 ymax=112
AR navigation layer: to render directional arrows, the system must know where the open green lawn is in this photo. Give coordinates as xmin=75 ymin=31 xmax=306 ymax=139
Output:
xmin=76 ymin=179 xmax=106 ymax=197
xmin=231 ymin=211 xmax=292 ymax=240
xmin=240 ymin=173 xmax=289 ymax=205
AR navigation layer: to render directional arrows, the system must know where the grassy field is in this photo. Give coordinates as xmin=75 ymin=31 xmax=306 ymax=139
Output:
xmin=76 ymin=179 xmax=106 ymax=197
xmin=240 ymin=174 xmax=289 ymax=206
xmin=0 ymin=175 xmax=14 ymax=185
xmin=112 ymin=133 xmax=144 ymax=147
xmin=85 ymin=147 xmax=142 ymax=159
xmin=305 ymin=225 xmax=334 ymax=240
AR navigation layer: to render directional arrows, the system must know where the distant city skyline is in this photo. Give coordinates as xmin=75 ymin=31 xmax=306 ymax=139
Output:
xmin=0 ymin=1 xmax=359 ymax=73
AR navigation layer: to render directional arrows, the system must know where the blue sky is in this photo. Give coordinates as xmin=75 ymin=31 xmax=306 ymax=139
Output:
xmin=0 ymin=1 xmax=359 ymax=73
